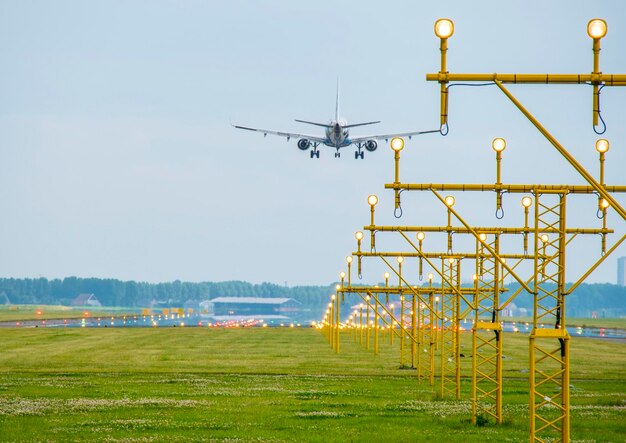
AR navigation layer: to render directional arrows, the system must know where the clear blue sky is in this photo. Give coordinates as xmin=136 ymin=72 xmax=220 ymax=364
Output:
xmin=0 ymin=1 xmax=624 ymax=286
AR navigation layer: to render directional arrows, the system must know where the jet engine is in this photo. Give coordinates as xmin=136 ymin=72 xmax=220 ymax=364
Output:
xmin=365 ymin=140 xmax=378 ymax=152
xmin=298 ymin=139 xmax=311 ymax=150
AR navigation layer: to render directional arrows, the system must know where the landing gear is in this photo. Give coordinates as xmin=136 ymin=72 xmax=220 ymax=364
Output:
xmin=310 ymin=149 xmax=320 ymax=158
xmin=354 ymin=142 xmax=365 ymax=159
xmin=335 ymin=152 xmax=341 ymax=158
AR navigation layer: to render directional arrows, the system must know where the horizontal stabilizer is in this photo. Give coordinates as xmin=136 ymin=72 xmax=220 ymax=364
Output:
xmin=343 ymin=121 xmax=381 ymax=129
xmin=294 ymin=119 xmax=333 ymax=128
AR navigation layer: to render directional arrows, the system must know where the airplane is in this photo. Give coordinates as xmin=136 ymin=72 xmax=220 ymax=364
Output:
xmin=233 ymin=82 xmax=439 ymax=159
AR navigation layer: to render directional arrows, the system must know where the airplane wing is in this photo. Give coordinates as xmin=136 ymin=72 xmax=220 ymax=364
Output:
xmin=232 ymin=124 xmax=326 ymax=143
xmin=350 ymin=128 xmax=441 ymax=143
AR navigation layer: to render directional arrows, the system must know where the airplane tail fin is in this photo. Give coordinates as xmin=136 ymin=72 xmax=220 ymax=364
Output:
xmin=335 ymin=77 xmax=340 ymax=122
xmin=343 ymin=121 xmax=381 ymax=129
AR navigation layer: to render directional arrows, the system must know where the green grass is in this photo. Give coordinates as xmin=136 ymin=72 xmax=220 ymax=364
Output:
xmin=0 ymin=327 xmax=624 ymax=442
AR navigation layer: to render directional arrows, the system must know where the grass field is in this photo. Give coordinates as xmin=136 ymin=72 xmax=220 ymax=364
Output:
xmin=0 ymin=327 xmax=624 ymax=442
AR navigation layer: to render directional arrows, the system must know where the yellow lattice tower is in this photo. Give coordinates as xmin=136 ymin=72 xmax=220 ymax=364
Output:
xmin=440 ymin=257 xmax=461 ymax=399
xmin=472 ymin=233 xmax=503 ymax=424
xmin=529 ymin=192 xmax=570 ymax=441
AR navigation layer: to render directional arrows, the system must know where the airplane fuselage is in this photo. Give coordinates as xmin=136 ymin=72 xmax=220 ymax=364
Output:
xmin=324 ymin=121 xmax=351 ymax=148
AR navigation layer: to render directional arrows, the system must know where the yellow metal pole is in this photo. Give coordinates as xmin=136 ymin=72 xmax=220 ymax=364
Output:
xmin=559 ymin=194 xmax=570 ymax=442
xmin=412 ymin=293 xmax=417 ymax=369
xmin=330 ymin=300 xmax=334 ymax=350
xmin=390 ymin=304 xmax=394 ymax=346
xmin=335 ymin=297 xmax=341 ymax=354
xmin=455 ymin=259 xmax=461 ymax=400
xmin=366 ymin=296 xmax=371 ymax=351
xmin=471 ymin=263 xmax=478 ymax=424
xmin=374 ymin=293 xmax=379 ymax=355
xmin=430 ymin=286 xmax=435 ymax=385
xmin=426 ymin=72 xmax=626 ymax=84
xmin=592 ymin=37 xmax=601 ymax=127
xmin=434 ymin=296 xmax=439 ymax=351
xmin=495 ymin=237 xmax=502 ymax=424
xmin=359 ymin=304 xmax=363 ymax=346
xmin=385 ymin=183 xmax=626 ymax=194
xmin=400 ymin=295 xmax=405 ymax=367
xmin=394 ymin=147 xmax=401 ymax=210
xmin=439 ymin=36 xmax=449 ymax=127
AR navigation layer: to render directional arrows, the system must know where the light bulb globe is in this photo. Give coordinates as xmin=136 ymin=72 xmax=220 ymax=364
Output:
xmin=492 ymin=137 xmax=506 ymax=152
xmin=434 ymin=18 xmax=454 ymax=39
xmin=595 ymin=139 xmax=609 ymax=153
xmin=390 ymin=137 xmax=405 ymax=152
xmin=587 ymin=19 xmax=607 ymax=39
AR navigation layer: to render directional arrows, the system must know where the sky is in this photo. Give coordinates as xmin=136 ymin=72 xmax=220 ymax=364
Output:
xmin=0 ymin=1 xmax=624 ymax=286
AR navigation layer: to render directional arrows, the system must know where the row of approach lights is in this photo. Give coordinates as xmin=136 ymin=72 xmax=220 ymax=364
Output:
xmin=387 ymin=136 xmax=611 ymax=209
xmin=342 ymin=136 xmax=612 ymax=279
xmin=434 ymin=17 xmax=607 ymax=41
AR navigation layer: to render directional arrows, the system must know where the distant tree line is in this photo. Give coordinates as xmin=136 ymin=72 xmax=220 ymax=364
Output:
xmin=0 ymin=277 xmax=624 ymax=317
xmin=0 ymin=277 xmax=334 ymax=313
xmin=503 ymin=282 xmax=626 ymax=318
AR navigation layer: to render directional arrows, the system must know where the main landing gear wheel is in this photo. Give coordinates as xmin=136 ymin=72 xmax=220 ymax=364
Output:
xmin=310 ymin=150 xmax=320 ymax=159
xmin=355 ymin=151 xmax=364 ymax=159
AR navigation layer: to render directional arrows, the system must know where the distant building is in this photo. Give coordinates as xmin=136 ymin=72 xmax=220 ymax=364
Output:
xmin=199 ymin=297 xmax=301 ymax=321
xmin=71 ymin=293 xmax=102 ymax=307
xmin=618 ymin=257 xmax=626 ymax=286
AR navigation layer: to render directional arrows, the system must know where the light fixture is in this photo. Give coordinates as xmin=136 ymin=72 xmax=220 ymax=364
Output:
xmin=492 ymin=137 xmax=506 ymax=152
xmin=339 ymin=271 xmax=346 ymax=279
xmin=427 ymin=272 xmax=434 ymax=281
xmin=479 ymin=233 xmax=487 ymax=242
xmin=416 ymin=231 xmax=425 ymax=241
xmin=595 ymin=139 xmax=609 ymax=153
xmin=390 ymin=137 xmax=405 ymax=152
xmin=448 ymin=257 xmax=455 ymax=264
xmin=384 ymin=272 xmax=390 ymax=279
xmin=434 ymin=18 xmax=454 ymax=39
xmin=444 ymin=195 xmax=455 ymax=207
xmin=540 ymin=234 xmax=549 ymax=243
xmin=368 ymin=194 xmax=378 ymax=206
xmin=346 ymin=256 xmax=353 ymax=264
xmin=355 ymin=231 xmax=364 ymax=241
xmin=600 ymin=198 xmax=610 ymax=209
xmin=522 ymin=196 xmax=533 ymax=208
xmin=587 ymin=18 xmax=607 ymax=39
xmin=397 ymin=256 xmax=404 ymax=264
